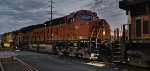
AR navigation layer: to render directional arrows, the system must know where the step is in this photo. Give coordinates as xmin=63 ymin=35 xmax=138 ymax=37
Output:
xmin=112 ymin=51 xmax=121 ymax=54
xmin=112 ymin=56 xmax=121 ymax=58
xmin=113 ymin=47 xmax=122 ymax=50
xmin=116 ymin=44 xmax=123 ymax=46
xmin=112 ymin=60 xmax=121 ymax=62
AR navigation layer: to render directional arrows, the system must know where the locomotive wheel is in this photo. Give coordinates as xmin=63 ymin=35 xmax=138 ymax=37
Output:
xmin=69 ymin=48 xmax=76 ymax=57
xmin=82 ymin=52 xmax=90 ymax=59
xmin=77 ymin=53 xmax=83 ymax=58
xmin=128 ymin=56 xmax=148 ymax=67
xmin=58 ymin=50 xmax=64 ymax=55
xmin=52 ymin=45 xmax=58 ymax=54
xmin=57 ymin=47 xmax=64 ymax=56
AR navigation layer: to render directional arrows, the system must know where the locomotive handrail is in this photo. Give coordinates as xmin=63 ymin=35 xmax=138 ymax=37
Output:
xmin=90 ymin=27 xmax=96 ymax=38
xmin=96 ymin=26 xmax=101 ymax=38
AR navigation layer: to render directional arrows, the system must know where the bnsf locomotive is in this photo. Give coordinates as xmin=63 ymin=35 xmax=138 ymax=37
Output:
xmin=118 ymin=0 xmax=150 ymax=67
xmin=3 ymin=10 xmax=110 ymax=60
xmin=1 ymin=1 xmax=150 ymax=67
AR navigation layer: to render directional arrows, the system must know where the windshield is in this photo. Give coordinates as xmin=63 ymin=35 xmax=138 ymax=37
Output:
xmin=80 ymin=14 xmax=93 ymax=21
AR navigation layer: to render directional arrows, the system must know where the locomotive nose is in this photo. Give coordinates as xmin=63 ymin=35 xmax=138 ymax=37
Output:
xmin=90 ymin=20 xmax=104 ymax=28
xmin=89 ymin=19 xmax=109 ymax=41
xmin=97 ymin=20 xmax=104 ymax=27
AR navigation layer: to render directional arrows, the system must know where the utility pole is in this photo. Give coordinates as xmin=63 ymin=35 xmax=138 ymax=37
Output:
xmin=50 ymin=0 xmax=54 ymax=24
xmin=48 ymin=0 xmax=54 ymax=40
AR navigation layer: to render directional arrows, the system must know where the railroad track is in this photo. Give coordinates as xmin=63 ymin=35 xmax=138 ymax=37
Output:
xmin=55 ymin=55 xmax=149 ymax=71
xmin=0 ymin=56 xmax=38 ymax=71
xmin=0 ymin=62 xmax=4 ymax=71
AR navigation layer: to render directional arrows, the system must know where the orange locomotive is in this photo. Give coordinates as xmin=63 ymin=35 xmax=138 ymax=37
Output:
xmin=117 ymin=0 xmax=150 ymax=67
xmin=1 ymin=32 xmax=14 ymax=48
xmin=13 ymin=10 xmax=110 ymax=59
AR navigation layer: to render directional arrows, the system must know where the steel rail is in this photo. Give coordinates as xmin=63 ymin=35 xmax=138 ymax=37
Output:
xmin=14 ymin=57 xmax=38 ymax=71
xmin=0 ymin=62 xmax=5 ymax=71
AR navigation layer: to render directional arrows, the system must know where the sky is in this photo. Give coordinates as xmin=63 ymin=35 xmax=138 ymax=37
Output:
xmin=0 ymin=0 xmax=127 ymax=34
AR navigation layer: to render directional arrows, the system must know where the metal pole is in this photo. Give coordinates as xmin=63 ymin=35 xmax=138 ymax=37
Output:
xmin=44 ymin=29 xmax=45 ymax=43
xmin=122 ymin=25 xmax=126 ymax=42
xmin=117 ymin=28 xmax=119 ymax=42
xmin=89 ymin=38 xmax=91 ymax=53
xmin=49 ymin=0 xmax=54 ymax=40
xmin=96 ymin=38 xmax=97 ymax=48
xmin=128 ymin=24 xmax=131 ymax=47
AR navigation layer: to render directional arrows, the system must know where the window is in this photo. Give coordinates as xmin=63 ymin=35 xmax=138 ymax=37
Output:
xmin=143 ymin=21 xmax=149 ymax=34
xmin=136 ymin=19 xmax=141 ymax=37
xmin=67 ymin=18 xmax=76 ymax=23
xmin=80 ymin=14 xmax=93 ymax=21
xmin=68 ymin=18 xmax=72 ymax=23
xmin=72 ymin=18 xmax=76 ymax=22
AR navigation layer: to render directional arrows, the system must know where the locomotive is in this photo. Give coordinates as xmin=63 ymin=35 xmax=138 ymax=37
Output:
xmin=1 ymin=32 xmax=14 ymax=48
xmin=4 ymin=10 xmax=110 ymax=60
xmin=117 ymin=0 xmax=150 ymax=67
xmin=1 ymin=0 xmax=150 ymax=67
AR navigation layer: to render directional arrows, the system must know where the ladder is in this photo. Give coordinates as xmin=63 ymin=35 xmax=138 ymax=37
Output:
xmin=89 ymin=26 xmax=102 ymax=60
xmin=112 ymin=24 xmax=127 ymax=63
xmin=112 ymin=43 xmax=125 ymax=63
xmin=89 ymin=26 xmax=102 ymax=53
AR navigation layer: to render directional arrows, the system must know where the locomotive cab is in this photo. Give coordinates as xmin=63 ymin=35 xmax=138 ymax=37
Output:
xmin=70 ymin=10 xmax=111 ymax=60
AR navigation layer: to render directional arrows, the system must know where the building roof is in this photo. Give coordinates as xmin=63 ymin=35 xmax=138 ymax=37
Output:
xmin=119 ymin=0 xmax=150 ymax=10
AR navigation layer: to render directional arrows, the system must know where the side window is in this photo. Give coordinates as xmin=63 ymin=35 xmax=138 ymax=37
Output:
xmin=143 ymin=21 xmax=149 ymax=34
xmin=67 ymin=17 xmax=76 ymax=23
xmin=68 ymin=18 xmax=72 ymax=23
xmin=72 ymin=18 xmax=76 ymax=22
xmin=136 ymin=19 xmax=141 ymax=37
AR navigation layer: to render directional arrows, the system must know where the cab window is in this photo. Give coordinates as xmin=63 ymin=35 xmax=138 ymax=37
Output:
xmin=80 ymin=14 xmax=93 ymax=21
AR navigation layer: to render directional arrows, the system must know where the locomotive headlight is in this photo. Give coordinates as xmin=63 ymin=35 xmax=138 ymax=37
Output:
xmin=90 ymin=53 xmax=98 ymax=60
xmin=127 ymin=57 xmax=130 ymax=62
xmin=91 ymin=53 xmax=95 ymax=57
xmin=91 ymin=53 xmax=98 ymax=57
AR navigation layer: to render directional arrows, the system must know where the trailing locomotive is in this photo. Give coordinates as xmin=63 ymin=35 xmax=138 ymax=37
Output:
xmin=1 ymin=32 xmax=14 ymax=48
xmin=116 ymin=0 xmax=150 ymax=67
xmin=5 ymin=10 xmax=110 ymax=60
